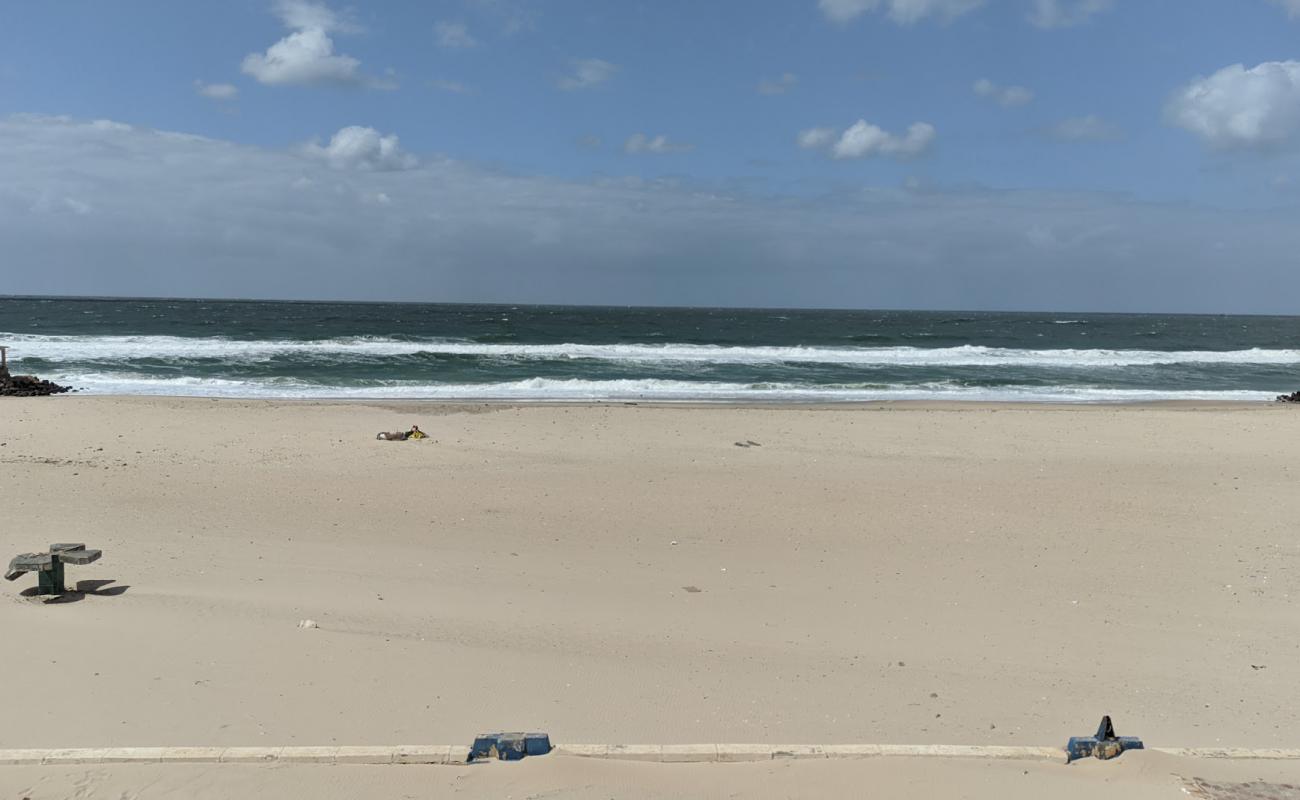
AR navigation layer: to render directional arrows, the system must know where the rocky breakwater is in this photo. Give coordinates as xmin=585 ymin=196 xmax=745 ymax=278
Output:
xmin=0 ymin=367 xmax=72 ymax=397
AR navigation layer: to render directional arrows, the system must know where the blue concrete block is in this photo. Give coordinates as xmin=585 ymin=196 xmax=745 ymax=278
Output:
xmin=468 ymin=732 xmax=552 ymax=762
xmin=1066 ymin=716 xmax=1144 ymax=763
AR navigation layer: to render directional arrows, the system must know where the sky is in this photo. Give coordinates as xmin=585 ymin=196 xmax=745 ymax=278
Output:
xmin=2 ymin=0 xmax=1300 ymax=312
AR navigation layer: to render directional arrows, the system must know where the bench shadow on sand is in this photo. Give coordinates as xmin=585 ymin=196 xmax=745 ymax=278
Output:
xmin=20 ymin=579 xmax=130 ymax=604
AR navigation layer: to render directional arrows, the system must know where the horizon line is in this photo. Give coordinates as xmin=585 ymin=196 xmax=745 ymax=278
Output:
xmin=2 ymin=294 xmax=1296 ymax=319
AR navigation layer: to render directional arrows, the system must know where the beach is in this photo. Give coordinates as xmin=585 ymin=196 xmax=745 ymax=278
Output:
xmin=2 ymin=397 xmax=1298 ymax=796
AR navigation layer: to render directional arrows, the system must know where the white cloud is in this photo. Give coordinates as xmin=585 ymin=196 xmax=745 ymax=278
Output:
xmin=31 ymin=193 xmax=93 ymax=216
xmin=429 ymin=78 xmax=472 ymax=94
xmin=242 ymin=29 xmax=360 ymax=87
xmin=972 ymin=78 xmax=1033 ymax=107
xmin=435 ymin=21 xmax=477 ymax=49
xmin=469 ymin=0 xmax=537 ymax=35
xmin=63 ymin=197 xmax=93 ymax=215
xmin=819 ymin=0 xmax=876 ymax=20
xmin=1047 ymin=115 xmax=1121 ymax=141
xmin=557 ymin=58 xmax=617 ymax=90
xmin=624 ymin=134 xmax=694 ymax=154
xmin=1267 ymin=0 xmax=1300 ymax=17
xmin=758 ymin=73 xmax=798 ymax=95
xmin=800 ymin=120 xmax=936 ymax=159
xmin=1166 ymin=61 xmax=1300 ymax=151
xmin=271 ymin=0 xmax=355 ymax=32
xmin=819 ymin=0 xmax=984 ymax=25
xmin=797 ymin=127 xmax=838 ymax=149
xmin=242 ymin=0 xmax=386 ymax=88
xmin=194 ymin=81 xmax=239 ymax=101
xmin=835 ymin=121 xmax=935 ymax=158
xmin=1027 ymin=0 xmax=1114 ymax=29
xmin=303 ymin=126 xmax=418 ymax=171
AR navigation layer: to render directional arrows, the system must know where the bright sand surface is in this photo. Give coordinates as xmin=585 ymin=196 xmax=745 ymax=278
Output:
xmin=1 ymin=397 xmax=1298 ymax=796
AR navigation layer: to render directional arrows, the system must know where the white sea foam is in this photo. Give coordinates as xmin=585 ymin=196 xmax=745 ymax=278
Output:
xmin=49 ymin=373 xmax=1273 ymax=403
xmin=5 ymin=333 xmax=1300 ymax=367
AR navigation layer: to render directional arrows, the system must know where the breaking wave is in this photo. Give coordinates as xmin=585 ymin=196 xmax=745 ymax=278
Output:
xmin=48 ymin=373 xmax=1273 ymax=403
xmin=5 ymin=333 xmax=1300 ymax=368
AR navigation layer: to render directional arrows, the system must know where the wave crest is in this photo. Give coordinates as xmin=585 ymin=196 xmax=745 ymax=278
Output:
xmin=5 ymin=333 xmax=1299 ymax=367
xmin=48 ymin=373 xmax=1273 ymax=403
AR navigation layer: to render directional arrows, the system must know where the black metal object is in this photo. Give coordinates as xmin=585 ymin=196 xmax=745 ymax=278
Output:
xmin=467 ymin=732 xmax=552 ymax=762
xmin=1065 ymin=716 xmax=1144 ymax=763
xmin=5 ymin=543 xmax=102 ymax=595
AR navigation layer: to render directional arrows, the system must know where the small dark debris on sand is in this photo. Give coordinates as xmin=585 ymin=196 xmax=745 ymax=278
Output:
xmin=733 ymin=440 xmax=762 ymax=448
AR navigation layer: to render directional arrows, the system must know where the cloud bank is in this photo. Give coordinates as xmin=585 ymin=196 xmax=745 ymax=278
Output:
xmin=3 ymin=114 xmax=1299 ymax=312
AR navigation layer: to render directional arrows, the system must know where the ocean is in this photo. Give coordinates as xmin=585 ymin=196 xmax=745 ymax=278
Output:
xmin=2 ymin=297 xmax=1298 ymax=403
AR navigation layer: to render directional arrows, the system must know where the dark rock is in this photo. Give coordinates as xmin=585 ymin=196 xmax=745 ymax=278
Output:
xmin=0 ymin=372 xmax=72 ymax=397
xmin=1277 ymin=391 xmax=1300 ymax=403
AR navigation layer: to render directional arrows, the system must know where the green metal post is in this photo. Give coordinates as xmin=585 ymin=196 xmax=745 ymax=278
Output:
xmin=37 ymin=561 xmax=65 ymax=595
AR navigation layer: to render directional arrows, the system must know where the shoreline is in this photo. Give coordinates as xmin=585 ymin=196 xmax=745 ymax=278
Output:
xmin=17 ymin=393 xmax=1291 ymax=412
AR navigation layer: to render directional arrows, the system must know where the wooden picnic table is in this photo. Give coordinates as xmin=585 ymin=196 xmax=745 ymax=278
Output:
xmin=5 ymin=543 xmax=103 ymax=595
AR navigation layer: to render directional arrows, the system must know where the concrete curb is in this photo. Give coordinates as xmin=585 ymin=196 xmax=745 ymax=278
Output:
xmin=1 ymin=745 xmax=1297 ymax=766
xmin=1153 ymin=748 xmax=1300 ymax=760
xmin=0 ymin=746 xmax=470 ymax=766
xmin=554 ymin=744 xmax=1066 ymax=762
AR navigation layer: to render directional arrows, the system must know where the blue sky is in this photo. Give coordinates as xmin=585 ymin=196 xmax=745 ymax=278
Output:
xmin=2 ymin=0 xmax=1300 ymax=311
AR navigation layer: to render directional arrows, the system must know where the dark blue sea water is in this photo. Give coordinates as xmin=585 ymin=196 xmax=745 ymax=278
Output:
xmin=3 ymin=297 xmax=1299 ymax=402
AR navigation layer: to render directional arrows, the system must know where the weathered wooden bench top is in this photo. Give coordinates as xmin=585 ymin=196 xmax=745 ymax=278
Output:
xmin=50 ymin=543 xmax=102 ymax=565
xmin=5 ymin=543 xmax=103 ymax=593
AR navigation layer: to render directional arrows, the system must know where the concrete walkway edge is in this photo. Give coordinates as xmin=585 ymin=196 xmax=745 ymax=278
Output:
xmin=1 ymin=744 xmax=1297 ymax=766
